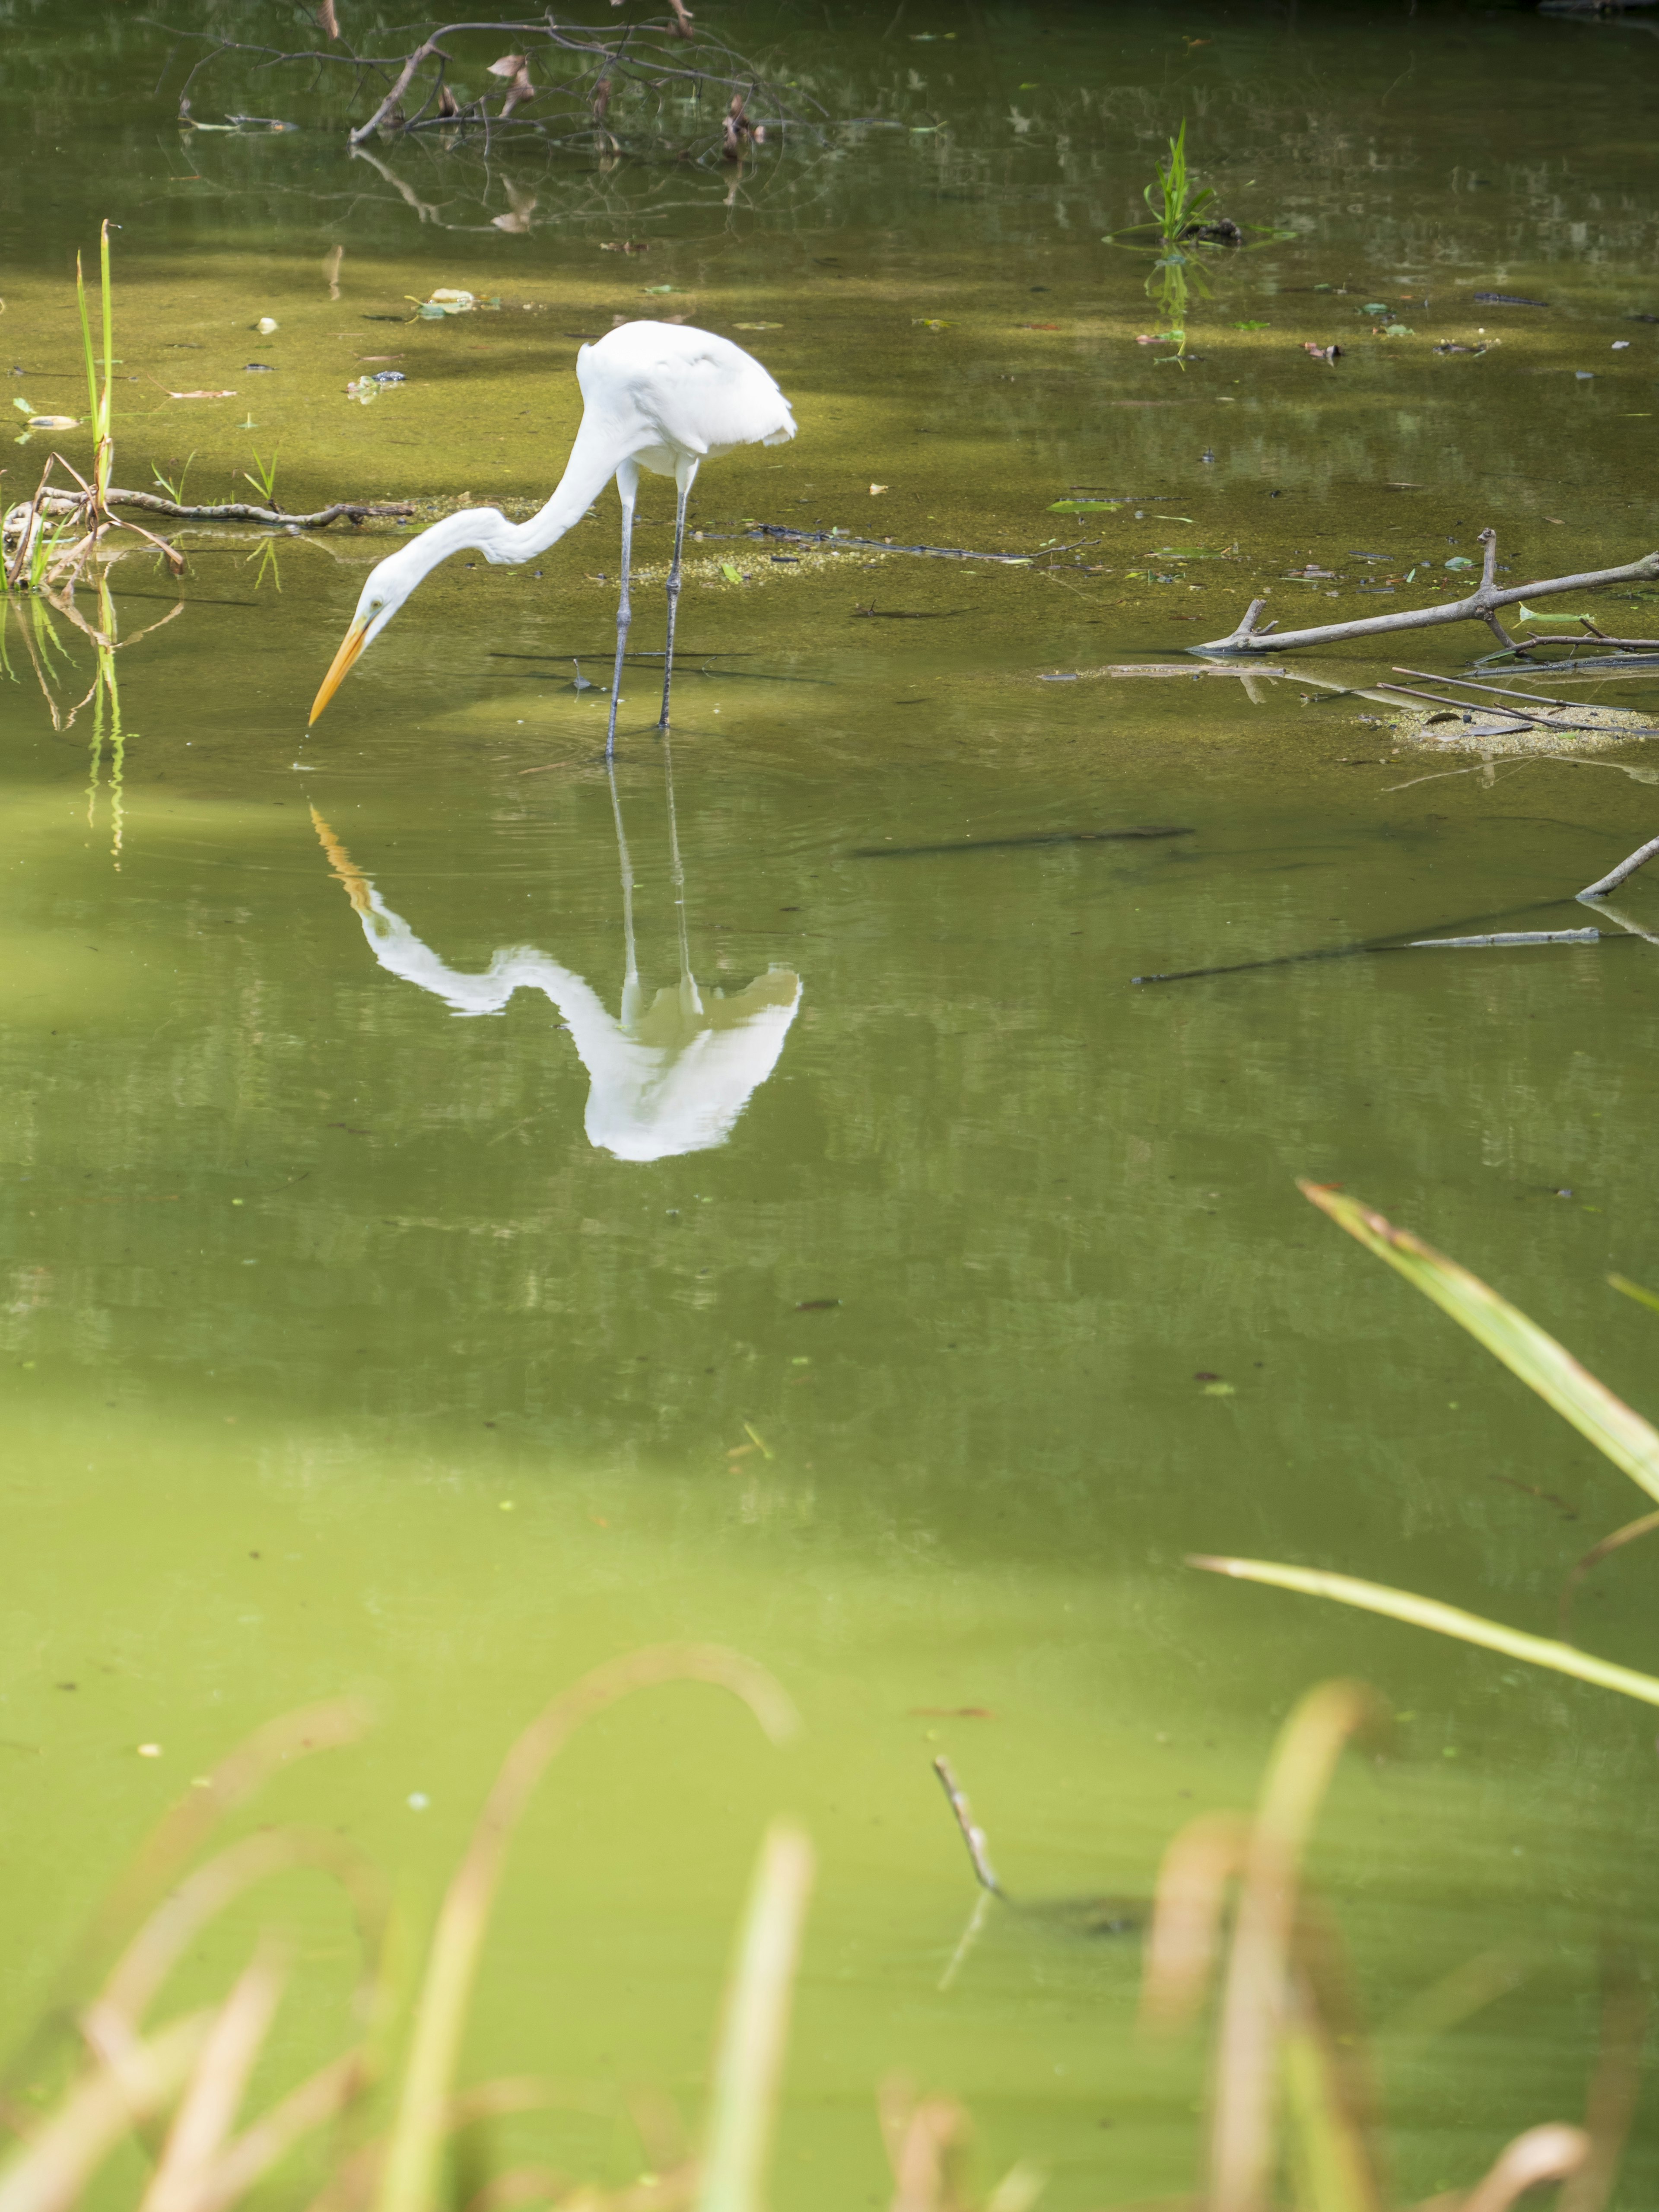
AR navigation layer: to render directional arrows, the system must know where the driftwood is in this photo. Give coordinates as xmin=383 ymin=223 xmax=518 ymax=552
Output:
xmin=1194 ymin=529 xmax=1659 ymax=656
xmin=1580 ymin=832 xmax=1659 ymax=900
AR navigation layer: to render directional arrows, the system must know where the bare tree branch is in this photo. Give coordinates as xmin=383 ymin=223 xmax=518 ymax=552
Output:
xmin=1195 ymin=529 xmax=1659 ymax=657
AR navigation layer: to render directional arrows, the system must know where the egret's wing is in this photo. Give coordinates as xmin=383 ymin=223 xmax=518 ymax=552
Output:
xmin=588 ymin=967 xmax=802 ymax=1163
xmin=582 ymin=323 xmax=795 ymax=457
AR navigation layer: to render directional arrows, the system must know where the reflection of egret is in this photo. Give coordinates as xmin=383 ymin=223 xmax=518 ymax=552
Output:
xmin=310 ymin=752 xmax=800 ymax=1163
xmin=308 ymin=320 xmax=796 ymax=756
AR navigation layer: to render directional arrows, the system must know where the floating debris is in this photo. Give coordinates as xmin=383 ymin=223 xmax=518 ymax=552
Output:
xmin=410 ymin=288 xmax=476 ymax=318
xmin=1473 ymin=291 xmax=1549 ymax=307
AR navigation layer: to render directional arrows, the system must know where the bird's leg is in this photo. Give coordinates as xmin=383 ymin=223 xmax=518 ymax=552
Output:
xmin=605 ymin=459 xmax=640 ymax=762
xmin=662 ymin=729 xmax=702 ymax=1018
xmin=608 ymin=758 xmax=642 ymax=1027
xmin=658 ymin=456 xmax=700 ymax=731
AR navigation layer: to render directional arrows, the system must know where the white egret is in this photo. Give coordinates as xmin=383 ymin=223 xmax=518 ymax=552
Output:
xmin=309 ymin=756 xmax=801 ymax=1162
xmin=308 ymin=320 xmax=796 ymax=752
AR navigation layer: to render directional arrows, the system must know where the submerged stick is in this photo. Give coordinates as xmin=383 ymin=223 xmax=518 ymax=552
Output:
xmin=1578 ymin=832 xmax=1659 ymax=900
xmin=931 ymin=1758 xmax=1005 ymax=1898
xmin=1408 ymin=929 xmax=1601 ymax=948
xmin=77 ymin=489 xmax=415 ymax=530
xmin=1194 ymin=529 xmax=1659 ymax=656
xmin=858 ymin=826 xmax=1192 ymax=859
xmin=1131 ymin=899 xmax=1566 ymax=985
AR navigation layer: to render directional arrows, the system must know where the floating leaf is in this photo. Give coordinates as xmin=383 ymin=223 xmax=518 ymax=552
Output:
xmin=1445 ymin=556 xmax=1473 ymax=569
xmin=1048 ymin=498 xmax=1122 ymax=512
xmin=1361 ymin=301 xmax=1390 ymax=314
xmin=720 ymin=562 xmax=744 ymax=583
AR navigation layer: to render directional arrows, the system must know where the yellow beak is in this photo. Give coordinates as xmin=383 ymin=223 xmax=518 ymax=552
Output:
xmin=309 ymin=615 xmax=369 ymax=724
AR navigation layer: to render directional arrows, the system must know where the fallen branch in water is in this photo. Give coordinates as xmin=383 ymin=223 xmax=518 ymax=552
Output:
xmin=1193 ymin=529 xmax=1659 ymax=656
xmin=1578 ymin=831 xmax=1659 ymax=900
xmin=30 ymin=488 xmax=415 ymax=530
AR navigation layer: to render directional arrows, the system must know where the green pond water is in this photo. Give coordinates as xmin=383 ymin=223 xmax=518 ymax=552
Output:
xmin=3 ymin=0 xmax=1659 ymax=2202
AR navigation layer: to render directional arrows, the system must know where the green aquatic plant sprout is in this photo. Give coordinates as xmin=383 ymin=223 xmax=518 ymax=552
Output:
xmin=242 ymin=450 xmax=280 ymax=506
xmin=1143 ymin=120 xmax=1216 ymax=247
xmin=1197 ymin=1182 xmax=1659 ymax=1710
xmin=1104 ymin=123 xmax=1293 ymax=364
xmin=152 ymin=454 xmax=195 ymax=506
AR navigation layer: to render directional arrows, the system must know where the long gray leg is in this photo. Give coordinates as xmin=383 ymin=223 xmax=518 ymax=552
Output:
xmin=658 ymin=455 xmax=700 ymax=731
xmin=605 ymin=458 xmax=639 ymax=763
xmin=607 ymin=758 xmax=641 ymax=1026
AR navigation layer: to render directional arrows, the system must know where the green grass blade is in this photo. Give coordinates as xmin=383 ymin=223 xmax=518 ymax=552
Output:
xmin=99 ymin=221 xmax=113 ymax=442
xmin=1299 ymin=1181 xmax=1659 ymax=1506
xmin=1191 ymin=1556 xmax=1659 ymax=1710
xmin=1608 ymin=1274 xmax=1659 ymax=1318
xmin=76 ymin=252 xmax=99 ymax=430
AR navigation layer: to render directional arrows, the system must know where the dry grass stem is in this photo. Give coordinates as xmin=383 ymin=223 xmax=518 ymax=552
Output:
xmin=377 ymin=1648 xmax=795 ymax=2212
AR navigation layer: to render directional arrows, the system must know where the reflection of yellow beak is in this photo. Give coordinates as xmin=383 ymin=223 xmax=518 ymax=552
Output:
xmin=309 ymin=615 xmax=369 ymax=724
xmin=310 ymin=807 xmax=375 ymax=918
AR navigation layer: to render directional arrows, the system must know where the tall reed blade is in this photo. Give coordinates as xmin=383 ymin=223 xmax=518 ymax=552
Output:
xmin=1208 ymin=1681 xmax=1382 ymax=2212
xmin=1298 ymin=1182 xmax=1659 ymax=1506
xmin=1191 ymin=1557 xmax=1659 ymax=1709
xmin=97 ymin=220 xmax=114 ymax=506
xmin=696 ymin=1821 xmax=815 ymax=2212
xmin=139 ymin=1939 xmax=291 ymax=2212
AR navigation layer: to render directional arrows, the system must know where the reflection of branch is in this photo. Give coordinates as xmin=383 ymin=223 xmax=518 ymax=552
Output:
xmin=151 ymin=12 xmax=827 ymax=158
xmin=348 ymin=143 xmax=449 ymax=222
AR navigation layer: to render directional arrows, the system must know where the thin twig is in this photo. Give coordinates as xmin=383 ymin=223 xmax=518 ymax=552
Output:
xmin=931 ymin=1758 xmax=1005 ymax=1898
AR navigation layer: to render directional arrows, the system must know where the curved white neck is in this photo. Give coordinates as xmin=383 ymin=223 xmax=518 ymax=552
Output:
xmin=394 ymin=411 xmax=630 ymax=585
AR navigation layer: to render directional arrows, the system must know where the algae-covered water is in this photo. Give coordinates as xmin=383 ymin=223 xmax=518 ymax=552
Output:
xmin=3 ymin=1 xmax=1659 ymax=2202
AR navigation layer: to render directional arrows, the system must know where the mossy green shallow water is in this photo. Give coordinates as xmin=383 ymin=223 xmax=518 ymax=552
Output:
xmin=3 ymin=2 xmax=1659 ymax=2205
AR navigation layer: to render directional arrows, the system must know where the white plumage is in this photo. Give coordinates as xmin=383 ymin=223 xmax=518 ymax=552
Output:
xmin=309 ymin=321 xmax=796 ymax=748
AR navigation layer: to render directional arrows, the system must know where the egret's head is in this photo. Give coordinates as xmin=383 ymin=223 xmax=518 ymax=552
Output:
xmin=308 ymin=550 xmax=416 ymax=724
